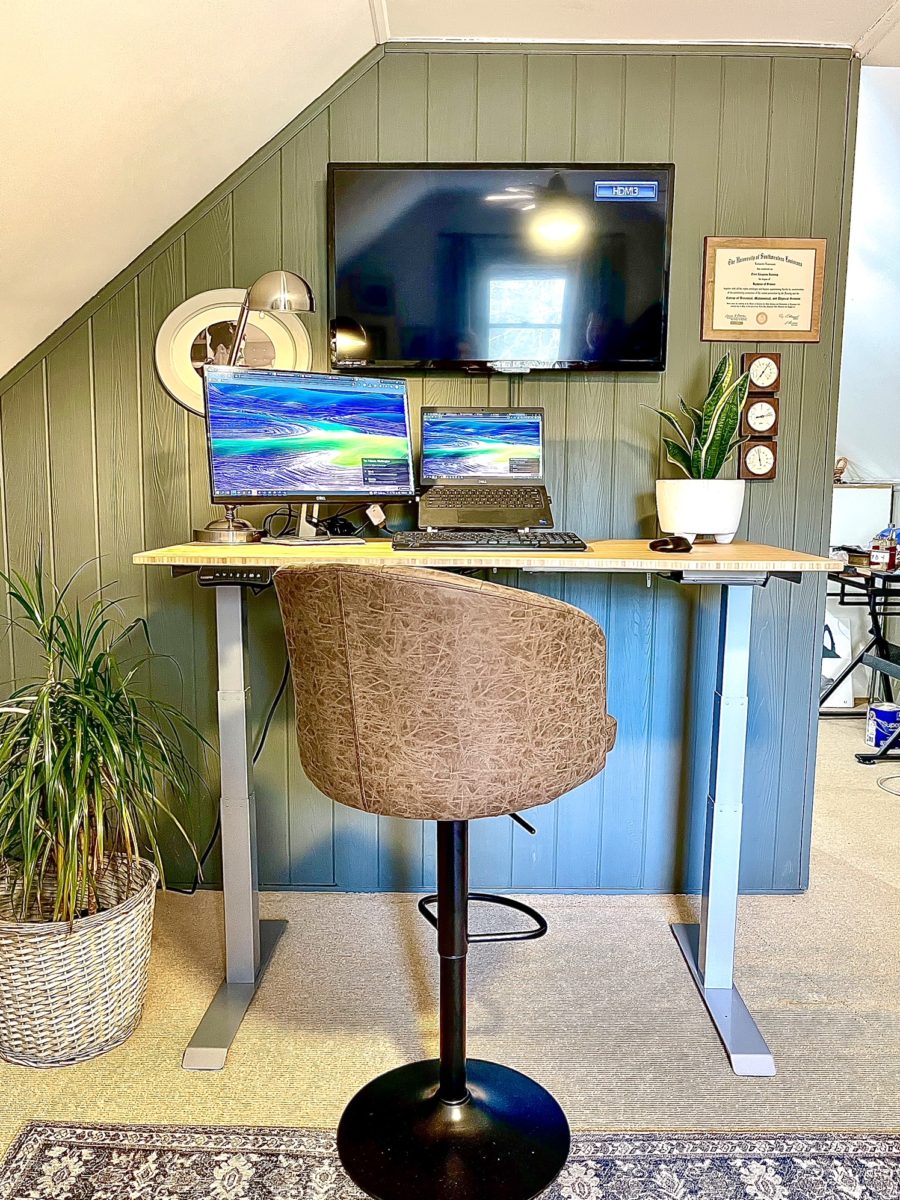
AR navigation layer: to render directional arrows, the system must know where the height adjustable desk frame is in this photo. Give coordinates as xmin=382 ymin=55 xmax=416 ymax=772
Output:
xmin=134 ymin=540 xmax=835 ymax=1075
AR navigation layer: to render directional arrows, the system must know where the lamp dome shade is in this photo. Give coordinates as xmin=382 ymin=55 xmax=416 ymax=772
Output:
xmin=246 ymin=270 xmax=316 ymax=314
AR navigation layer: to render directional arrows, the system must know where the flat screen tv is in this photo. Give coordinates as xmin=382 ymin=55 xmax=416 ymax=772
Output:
xmin=328 ymin=163 xmax=674 ymax=373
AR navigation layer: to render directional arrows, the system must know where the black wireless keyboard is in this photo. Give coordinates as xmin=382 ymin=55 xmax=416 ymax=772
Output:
xmin=392 ymin=530 xmax=587 ymax=552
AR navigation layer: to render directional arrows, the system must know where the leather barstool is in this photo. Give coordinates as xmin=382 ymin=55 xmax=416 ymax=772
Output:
xmin=274 ymin=563 xmax=616 ymax=1200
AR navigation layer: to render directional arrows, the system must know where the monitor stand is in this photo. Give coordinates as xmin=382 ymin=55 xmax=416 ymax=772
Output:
xmin=262 ymin=503 xmax=366 ymax=547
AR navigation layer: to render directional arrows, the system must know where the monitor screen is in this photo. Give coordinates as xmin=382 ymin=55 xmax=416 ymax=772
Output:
xmin=328 ymin=163 xmax=674 ymax=373
xmin=204 ymin=367 xmax=415 ymax=502
xmin=421 ymin=408 xmax=544 ymax=483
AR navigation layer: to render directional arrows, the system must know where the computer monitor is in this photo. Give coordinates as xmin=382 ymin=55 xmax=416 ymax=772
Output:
xmin=420 ymin=407 xmax=544 ymax=484
xmin=204 ymin=366 xmax=415 ymax=503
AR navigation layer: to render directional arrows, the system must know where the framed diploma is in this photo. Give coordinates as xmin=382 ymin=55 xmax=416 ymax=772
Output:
xmin=701 ymin=236 xmax=827 ymax=342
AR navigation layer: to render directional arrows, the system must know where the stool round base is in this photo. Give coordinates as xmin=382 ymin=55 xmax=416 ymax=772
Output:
xmin=336 ymin=1058 xmax=570 ymax=1200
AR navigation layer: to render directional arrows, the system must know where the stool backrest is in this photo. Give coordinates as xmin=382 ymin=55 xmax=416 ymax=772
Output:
xmin=274 ymin=564 xmax=615 ymax=821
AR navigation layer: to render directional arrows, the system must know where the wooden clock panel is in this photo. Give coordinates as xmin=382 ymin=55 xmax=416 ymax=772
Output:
xmin=741 ymin=351 xmax=782 ymax=393
xmin=739 ymin=439 xmax=778 ymax=481
xmin=741 ymin=395 xmax=780 ymax=438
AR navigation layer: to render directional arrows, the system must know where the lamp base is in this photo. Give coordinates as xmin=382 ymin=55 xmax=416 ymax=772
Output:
xmin=193 ymin=507 xmax=261 ymax=544
xmin=337 ymin=1058 xmax=570 ymax=1200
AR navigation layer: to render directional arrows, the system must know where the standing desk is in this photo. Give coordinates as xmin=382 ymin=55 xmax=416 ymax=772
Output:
xmin=134 ymin=539 xmax=835 ymax=1075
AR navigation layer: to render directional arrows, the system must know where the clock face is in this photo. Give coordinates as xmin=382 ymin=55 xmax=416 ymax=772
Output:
xmin=745 ymin=443 xmax=776 ymax=475
xmin=746 ymin=400 xmax=777 ymax=433
xmin=749 ymin=355 xmax=779 ymax=389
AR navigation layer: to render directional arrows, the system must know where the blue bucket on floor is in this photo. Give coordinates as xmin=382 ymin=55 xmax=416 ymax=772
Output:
xmin=865 ymin=702 xmax=900 ymax=748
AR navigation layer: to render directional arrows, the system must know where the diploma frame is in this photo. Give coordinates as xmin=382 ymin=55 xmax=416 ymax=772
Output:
xmin=701 ymin=236 xmax=827 ymax=343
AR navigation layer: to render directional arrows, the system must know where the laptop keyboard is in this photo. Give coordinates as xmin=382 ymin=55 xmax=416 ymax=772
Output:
xmin=425 ymin=486 xmax=544 ymax=509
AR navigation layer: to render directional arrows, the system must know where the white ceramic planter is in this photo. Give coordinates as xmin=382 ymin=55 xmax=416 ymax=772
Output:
xmin=655 ymin=478 xmax=746 ymax=544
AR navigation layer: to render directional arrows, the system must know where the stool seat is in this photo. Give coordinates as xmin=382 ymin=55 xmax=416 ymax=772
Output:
xmin=275 ymin=563 xmax=616 ymax=822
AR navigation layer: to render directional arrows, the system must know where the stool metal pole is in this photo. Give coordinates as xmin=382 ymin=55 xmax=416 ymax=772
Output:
xmin=338 ymin=817 xmax=570 ymax=1199
xmin=437 ymin=821 xmax=469 ymax=1103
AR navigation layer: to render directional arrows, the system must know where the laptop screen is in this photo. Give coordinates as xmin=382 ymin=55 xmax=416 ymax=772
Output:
xmin=420 ymin=408 xmax=544 ymax=484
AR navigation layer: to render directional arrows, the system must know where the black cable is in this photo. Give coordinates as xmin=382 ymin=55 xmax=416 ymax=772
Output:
xmin=168 ymin=657 xmax=291 ymax=895
xmin=168 ymin=811 xmax=223 ymax=897
xmin=253 ymin=660 xmax=290 ymax=765
xmin=262 ymin=506 xmax=296 ymax=538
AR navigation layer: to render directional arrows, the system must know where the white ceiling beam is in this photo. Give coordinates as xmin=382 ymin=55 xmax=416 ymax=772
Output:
xmin=369 ymin=0 xmax=391 ymax=43
xmin=384 ymin=0 xmax=889 ymax=54
xmin=855 ymin=0 xmax=900 ymax=59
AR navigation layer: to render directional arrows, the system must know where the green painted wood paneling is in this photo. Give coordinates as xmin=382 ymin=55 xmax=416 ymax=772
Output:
xmin=596 ymin=56 xmax=674 ymax=890
xmin=92 ymin=283 xmax=145 ymax=620
xmin=742 ymin=57 xmax=820 ymax=891
xmin=0 ymin=44 xmax=858 ymax=893
xmin=0 ymin=392 xmax=11 ymax=689
xmin=136 ymin=240 xmax=198 ymax=876
xmin=281 ymin=111 xmax=336 ymax=887
xmin=0 ymin=366 xmax=50 ymax=682
xmin=796 ymin=57 xmax=860 ymax=892
xmin=328 ymin=59 xmax=383 ymax=891
xmin=643 ymin=54 xmax=722 ymax=891
xmin=183 ymin=198 xmax=233 ymax=885
xmin=232 ymin=157 xmax=294 ymax=888
xmin=379 ymin=52 xmax=428 ymax=161
xmin=283 ymin=112 xmax=332 ymax=374
xmin=375 ymin=52 xmax=432 ymax=891
xmin=46 ymin=325 xmax=99 ymax=603
xmin=684 ymin=53 xmax=774 ymax=892
xmin=477 ymin=55 xmax=526 ymax=161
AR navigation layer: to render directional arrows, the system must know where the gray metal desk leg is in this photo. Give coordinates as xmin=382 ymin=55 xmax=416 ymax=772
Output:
xmin=182 ymin=585 xmax=287 ymax=1070
xmin=672 ymin=583 xmax=776 ymax=1077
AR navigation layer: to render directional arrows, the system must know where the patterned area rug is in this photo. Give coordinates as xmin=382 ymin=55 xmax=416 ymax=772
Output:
xmin=1 ymin=1123 xmax=897 ymax=1199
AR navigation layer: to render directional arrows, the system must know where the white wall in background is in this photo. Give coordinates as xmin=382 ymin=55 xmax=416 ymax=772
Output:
xmin=837 ymin=66 xmax=900 ymax=486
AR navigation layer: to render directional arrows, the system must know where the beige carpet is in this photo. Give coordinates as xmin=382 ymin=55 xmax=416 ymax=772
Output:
xmin=1 ymin=719 xmax=897 ymax=1148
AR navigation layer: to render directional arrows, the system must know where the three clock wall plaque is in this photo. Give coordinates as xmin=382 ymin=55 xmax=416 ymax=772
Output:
xmin=701 ymin=237 xmax=827 ymax=342
xmin=739 ymin=352 xmax=781 ymax=481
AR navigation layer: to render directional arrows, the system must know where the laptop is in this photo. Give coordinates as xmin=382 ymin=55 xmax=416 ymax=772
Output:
xmin=418 ymin=407 xmax=554 ymax=530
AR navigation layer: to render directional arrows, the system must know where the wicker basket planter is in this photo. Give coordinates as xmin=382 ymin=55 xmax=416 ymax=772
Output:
xmin=0 ymin=858 xmax=158 ymax=1067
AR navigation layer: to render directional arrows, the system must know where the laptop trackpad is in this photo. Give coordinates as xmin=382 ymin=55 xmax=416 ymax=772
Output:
xmin=465 ymin=510 xmax=521 ymax=525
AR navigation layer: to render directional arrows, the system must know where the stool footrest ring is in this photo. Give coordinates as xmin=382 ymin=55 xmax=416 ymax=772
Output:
xmin=417 ymin=891 xmax=548 ymax=943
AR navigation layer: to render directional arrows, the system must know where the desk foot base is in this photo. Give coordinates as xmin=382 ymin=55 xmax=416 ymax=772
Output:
xmin=182 ymin=918 xmax=287 ymax=1071
xmin=671 ymin=922 xmax=775 ymax=1078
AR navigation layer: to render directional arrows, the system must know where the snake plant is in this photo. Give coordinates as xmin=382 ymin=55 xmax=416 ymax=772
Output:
xmin=651 ymin=354 xmax=750 ymax=480
xmin=0 ymin=556 xmax=201 ymax=923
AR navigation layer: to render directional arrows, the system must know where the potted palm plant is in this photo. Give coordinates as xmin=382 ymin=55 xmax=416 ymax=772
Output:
xmin=0 ymin=558 xmax=200 ymax=1066
xmin=651 ymin=354 xmax=751 ymax=544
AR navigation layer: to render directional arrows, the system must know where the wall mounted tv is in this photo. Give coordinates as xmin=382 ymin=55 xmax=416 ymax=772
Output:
xmin=327 ymin=163 xmax=674 ymax=374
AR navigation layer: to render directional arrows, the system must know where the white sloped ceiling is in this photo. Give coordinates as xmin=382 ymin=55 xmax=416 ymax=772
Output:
xmin=0 ymin=0 xmax=375 ymax=379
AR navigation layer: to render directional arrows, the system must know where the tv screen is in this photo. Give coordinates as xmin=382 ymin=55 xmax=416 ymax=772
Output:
xmin=328 ymin=163 xmax=674 ymax=373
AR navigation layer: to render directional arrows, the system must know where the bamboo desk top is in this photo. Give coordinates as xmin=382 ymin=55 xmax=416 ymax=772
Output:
xmin=134 ymin=539 xmax=837 ymax=575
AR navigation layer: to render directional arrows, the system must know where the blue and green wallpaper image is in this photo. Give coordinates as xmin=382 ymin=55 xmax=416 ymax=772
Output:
xmin=422 ymin=415 xmax=542 ymax=479
xmin=206 ymin=373 xmax=413 ymax=496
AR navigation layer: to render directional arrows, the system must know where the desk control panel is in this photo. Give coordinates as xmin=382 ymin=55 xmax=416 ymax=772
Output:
xmin=197 ymin=566 xmax=274 ymax=588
